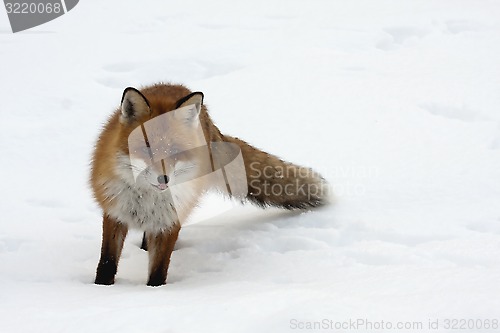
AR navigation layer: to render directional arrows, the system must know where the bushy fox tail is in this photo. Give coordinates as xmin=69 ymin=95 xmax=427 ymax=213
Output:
xmin=222 ymin=135 xmax=330 ymax=210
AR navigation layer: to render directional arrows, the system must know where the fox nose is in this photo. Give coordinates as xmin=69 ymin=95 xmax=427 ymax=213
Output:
xmin=157 ymin=175 xmax=169 ymax=184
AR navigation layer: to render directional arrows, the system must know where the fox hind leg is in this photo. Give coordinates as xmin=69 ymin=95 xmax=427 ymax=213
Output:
xmin=140 ymin=232 xmax=148 ymax=251
xmin=95 ymin=215 xmax=128 ymax=285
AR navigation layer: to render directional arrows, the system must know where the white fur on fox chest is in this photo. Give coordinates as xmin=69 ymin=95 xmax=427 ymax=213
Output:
xmin=103 ymin=156 xmax=200 ymax=233
xmin=105 ymin=180 xmax=177 ymax=232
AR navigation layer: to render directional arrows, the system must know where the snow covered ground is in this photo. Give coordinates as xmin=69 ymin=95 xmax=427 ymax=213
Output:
xmin=1 ymin=1 xmax=500 ymax=332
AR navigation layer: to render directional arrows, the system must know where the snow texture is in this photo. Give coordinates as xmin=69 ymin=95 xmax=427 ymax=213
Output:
xmin=1 ymin=1 xmax=500 ymax=332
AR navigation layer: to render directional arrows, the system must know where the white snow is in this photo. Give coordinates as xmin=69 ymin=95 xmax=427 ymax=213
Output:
xmin=1 ymin=1 xmax=500 ymax=332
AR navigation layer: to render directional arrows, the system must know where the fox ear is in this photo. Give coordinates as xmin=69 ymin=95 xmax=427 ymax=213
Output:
xmin=175 ymin=92 xmax=204 ymax=124
xmin=120 ymin=87 xmax=151 ymax=122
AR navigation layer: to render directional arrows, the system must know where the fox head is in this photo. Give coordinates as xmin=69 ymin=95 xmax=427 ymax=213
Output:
xmin=115 ymin=87 xmax=210 ymax=192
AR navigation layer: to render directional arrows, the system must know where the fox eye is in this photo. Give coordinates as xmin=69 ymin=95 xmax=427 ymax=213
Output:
xmin=141 ymin=146 xmax=152 ymax=155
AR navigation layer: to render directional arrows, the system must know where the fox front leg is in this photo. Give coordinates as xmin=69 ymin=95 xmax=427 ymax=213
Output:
xmin=95 ymin=215 xmax=128 ymax=285
xmin=146 ymin=224 xmax=181 ymax=286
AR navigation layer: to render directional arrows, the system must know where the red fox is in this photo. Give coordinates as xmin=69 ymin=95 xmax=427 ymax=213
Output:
xmin=90 ymin=83 xmax=329 ymax=286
